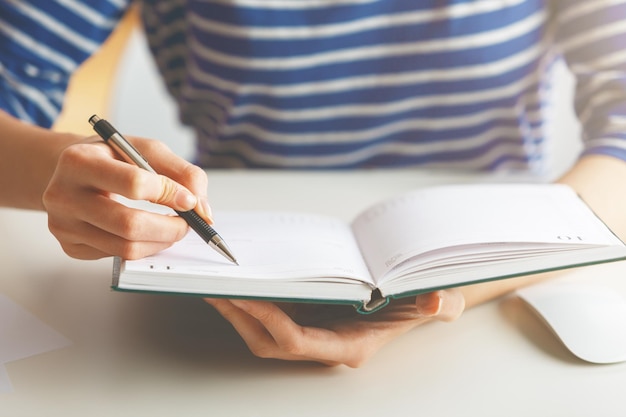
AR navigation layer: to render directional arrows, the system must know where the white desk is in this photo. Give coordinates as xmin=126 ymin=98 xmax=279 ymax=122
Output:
xmin=1 ymin=170 xmax=625 ymax=417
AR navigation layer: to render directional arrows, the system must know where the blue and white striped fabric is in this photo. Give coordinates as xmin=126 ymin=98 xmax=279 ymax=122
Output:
xmin=3 ymin=1 xmax=626 ymax=172
xmin=0 ymin=0 xmax=128 ymax=127
xmin=140 ymin=0 xmax=626 ymax=170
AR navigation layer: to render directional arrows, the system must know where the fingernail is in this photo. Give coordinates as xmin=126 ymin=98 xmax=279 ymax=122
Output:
xmin=415 ymin=292 xmax=442 ymax=317
xmin=230 ymin=299 xmax=252 ymax=312
xmin=175 ymin=189 xmax=197 ymax=210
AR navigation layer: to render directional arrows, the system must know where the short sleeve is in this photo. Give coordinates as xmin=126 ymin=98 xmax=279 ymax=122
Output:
xmin=554 ymin=0 xmax=626 ymax=162
xmin=0 ymin=0 xmax=130 ymax=127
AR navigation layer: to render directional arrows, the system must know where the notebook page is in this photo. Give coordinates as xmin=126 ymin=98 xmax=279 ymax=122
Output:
xmin=351 ymin=184 xmax=621 ymax=284
xmin=124 ymin=211 xmax=372 ymax=284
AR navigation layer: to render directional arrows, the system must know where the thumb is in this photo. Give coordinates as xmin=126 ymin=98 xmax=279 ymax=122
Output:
xmin=414 ymin=289 xmax=466 ymax=322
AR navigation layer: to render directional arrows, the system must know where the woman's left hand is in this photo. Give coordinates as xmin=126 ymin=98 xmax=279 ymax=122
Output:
xmin=204 ymin=289 xmax=465 ymax=367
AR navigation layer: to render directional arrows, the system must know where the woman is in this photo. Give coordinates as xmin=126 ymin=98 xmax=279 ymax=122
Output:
xmin=2 ymin=0 xmax=626 ymax=366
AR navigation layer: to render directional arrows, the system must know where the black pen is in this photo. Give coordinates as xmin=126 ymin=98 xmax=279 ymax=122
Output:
xmin=89 ymin=114 xmax=238 ymax=265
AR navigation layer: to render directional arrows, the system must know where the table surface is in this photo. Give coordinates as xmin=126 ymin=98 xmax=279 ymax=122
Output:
xmin=2 ymin=170 xmax=625 ymax=417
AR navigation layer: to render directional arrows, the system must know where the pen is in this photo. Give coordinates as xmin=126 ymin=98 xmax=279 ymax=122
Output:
xmin=88 ymin=114 xmax=238 ymax=265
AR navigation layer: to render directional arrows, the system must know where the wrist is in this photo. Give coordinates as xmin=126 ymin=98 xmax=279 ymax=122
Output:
xmin=0 ymin=111 xmax=84 ymax=210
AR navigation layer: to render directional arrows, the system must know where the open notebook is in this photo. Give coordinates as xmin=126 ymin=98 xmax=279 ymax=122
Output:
xmin=112 ymin=184 xmax=626 ymax=313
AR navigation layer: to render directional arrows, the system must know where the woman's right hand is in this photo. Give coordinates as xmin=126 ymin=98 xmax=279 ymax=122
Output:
xmin=42 ymin=136 xmax=212 ymax=260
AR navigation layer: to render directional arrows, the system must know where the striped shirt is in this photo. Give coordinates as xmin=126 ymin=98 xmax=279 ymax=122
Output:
xmin=3 ymin=1 xmax=626 ymax=172
xmin=0 ymin=0 xmax=128 ymax=125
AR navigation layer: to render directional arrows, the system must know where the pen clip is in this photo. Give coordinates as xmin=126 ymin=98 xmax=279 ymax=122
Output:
xmin=89 ymin=114 xmax=154 ymax=173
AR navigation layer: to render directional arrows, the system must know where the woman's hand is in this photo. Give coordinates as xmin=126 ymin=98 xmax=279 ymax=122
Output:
xmin=42 ymin=136 xmax=211 ymax=260
xmin=205 ymin=289 xmax=465 ymax=367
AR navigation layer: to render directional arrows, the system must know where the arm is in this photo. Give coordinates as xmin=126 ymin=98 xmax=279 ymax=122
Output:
xmin=462 ymin=0 xmax=626 ymax=305
xmin=0 ymin=111 xmax=79 ymax=210
xmin=461 ymin=154 xmax=626 ymax=308
xmin=0 ymin=3 xmax=214 ymax=258
xmin=0 ymin=110 xmax=213 ymax=259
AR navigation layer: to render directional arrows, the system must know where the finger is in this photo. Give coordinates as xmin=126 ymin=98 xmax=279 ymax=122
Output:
xmin=435 ymin=288 xmax=466 ymax=322
xmin=55 ymin=243 xmax=110 ymax=260
xmin=227 ymin=299 xmax=361 ymax=365
xmin=204 ymin=298 xmax=304 ymax=360
xmin=59 ymin=238 xmax=175 ymax=260
xmin=128 ymin=138 xmax=213 ymax=222
xmin=136 ymin=139 xmax=208 ymax=197
xmin=415 ymin=289 xmax=465 ymax=322
xmin=49 ymin=215 xmax=180 ymax=260
xmin=109 ymin=164 xmax=198 ymax=211
xmin=59 ymin=143 xmax=198 ymax=212
xmin=76 ymin=192 xmax=190 ymax=243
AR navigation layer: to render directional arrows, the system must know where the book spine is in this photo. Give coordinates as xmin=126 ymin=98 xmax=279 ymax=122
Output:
xmin=356 ymin=288 xmax=390 ymax=314
xmin=112 ymin=257 xmax=122 ymax=288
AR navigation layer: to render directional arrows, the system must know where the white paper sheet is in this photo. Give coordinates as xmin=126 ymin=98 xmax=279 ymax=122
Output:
xmin=0 ymin=294 xmax=71 ymax=391
xmin=0 ymin=365 xmax=12 ymax=393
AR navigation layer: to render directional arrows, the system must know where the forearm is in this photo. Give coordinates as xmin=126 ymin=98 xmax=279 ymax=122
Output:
xmin=461 ymin=154 xmax=626 ymax=308
xmin=0 ymin=111 xmax=82 ymax=210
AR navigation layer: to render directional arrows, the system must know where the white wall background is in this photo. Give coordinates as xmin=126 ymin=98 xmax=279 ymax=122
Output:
xmin=109 ymin=29 xmax=195 ymax=161
xmin=109 ymin=28 xmax=582 ymax=179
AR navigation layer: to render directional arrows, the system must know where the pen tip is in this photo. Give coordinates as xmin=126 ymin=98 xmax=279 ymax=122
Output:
xmin=211 ymin=240 xmax=239 ymax=265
